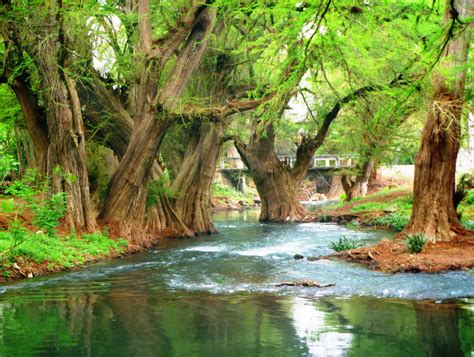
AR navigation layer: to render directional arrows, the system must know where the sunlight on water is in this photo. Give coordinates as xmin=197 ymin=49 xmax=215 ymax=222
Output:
xmin=0 ymin=209 xmax=472 ymax=356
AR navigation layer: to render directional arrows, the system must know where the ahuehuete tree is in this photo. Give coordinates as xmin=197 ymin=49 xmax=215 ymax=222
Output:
xmin=335 ymin=90 xmax=425 ymax=201
xmin=1 ymin=0 xmax=97 ymax=231
xmin=84 ymin=0 xmax=271 ymax=237
xmin=234 ymin=0 xmax=438 ymax=221
xmin=402 ymin=0 xmax=473 ymax=242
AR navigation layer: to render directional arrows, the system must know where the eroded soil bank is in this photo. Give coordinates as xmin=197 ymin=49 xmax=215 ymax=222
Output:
xmin=314 ymin=188 xmax=474 ymax=273
xmin=333 ymin=232 xmax=474 ymax=273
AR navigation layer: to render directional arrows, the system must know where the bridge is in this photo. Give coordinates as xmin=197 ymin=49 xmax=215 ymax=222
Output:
xmin=218 ymin=155 xmax=356 ymax=193
xmin=219 ymin=154 xmax=356 ymax=172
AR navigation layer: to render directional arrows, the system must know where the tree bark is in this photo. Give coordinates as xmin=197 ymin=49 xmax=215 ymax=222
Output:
xmin=326 ymin=175 xmax=343 ymax=200
xmin=341 ymin=160 xmax=373 ymax=202
xmin=235 ymin=124 xmax=309 ymax=222
xmin=402 ymin=0 xmax=472 ymax=242
xmin=172 ymin=122 xmax=224 ymax=234
xmin=99 ymin=3 xmax=216 ymax=239
xmin=31 ymin=2 xmax=97 ymax=231
xmin=10 ymin=79 xmax=49 ymax=173
xmin=79 ymin=77 xmax=193 ymax=236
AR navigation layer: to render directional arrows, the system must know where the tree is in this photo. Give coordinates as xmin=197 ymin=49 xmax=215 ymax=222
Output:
xmin=403 ymin=0 xmax=473 ymax=241
xmin=2 ymin=0 xmax=97 ymax=231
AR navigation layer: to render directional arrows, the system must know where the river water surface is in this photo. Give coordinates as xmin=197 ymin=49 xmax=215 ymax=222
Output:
xmin=0 ymin=210 xmax=473 ymax=356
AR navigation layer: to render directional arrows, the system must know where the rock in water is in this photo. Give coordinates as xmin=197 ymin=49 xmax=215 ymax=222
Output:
xmin=293 ymin=254 xmax=304 ymax=260
xmin=276 ymin=279 xmax=335 ymax=288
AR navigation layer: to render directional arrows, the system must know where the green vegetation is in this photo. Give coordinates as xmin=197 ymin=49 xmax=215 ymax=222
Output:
xmin=320 ymin=186 xmax=474 ymax=232
xmin=211 ymin=182 xmax=254 ymax=205
xmin=405 ymin=233 xmax=427 ymax=254
xmin=330 ymin=236 xmax=359 ymax=252
xmin=370 ymin=212 xmax=410 ymax=232
xmin=0 ymin=175 xmax=128 ymax=278
xmin=0 ymin=227 xmax=127 ymax=270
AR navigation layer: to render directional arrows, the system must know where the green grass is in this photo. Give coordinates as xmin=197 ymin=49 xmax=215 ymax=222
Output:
xmin=351 ymin=194 xmax=413 ymax=215
xmin=405 ymin=233 xmax=427 ymax=254
xmin=370 ymin=212 xmax=410 ymax=231
xmin=321 ymin=186 xmax=474 ymax=232
xmin=0 ymin=229 xmax=127 ymax=269
xmin=211 ymin=182 xmax=254 ymax=203
xmin=329 ymin=236 xmax=359 ymax=251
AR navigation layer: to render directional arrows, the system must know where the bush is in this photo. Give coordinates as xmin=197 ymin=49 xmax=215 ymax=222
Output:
xmin=370 ymin=212 xmax=409 ymax=231
xmin=31 ymin=192 xmax=66 ymax=236
xmin=461 ymin=220 xmax=474 ymax=230
xmin=466 ymin=190 xmax=474 ymax=205
xmin=405 ymin=233 xmax=427 ymax=254
xmin=330 ymin=236 xmax=359 ymax=252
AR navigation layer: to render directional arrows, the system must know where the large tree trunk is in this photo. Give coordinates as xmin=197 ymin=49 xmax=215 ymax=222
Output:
xmin=99 ymin=3 xmax=216 ymax=239
xmin=32 ymin=4 xmax=96 ymax=231
xmin=172 ymin=122 xmax=224 ymax=234
xmin=10 ymin=79 xmax=49 ymax=173
xmin=235 ymin=124 xmax=309 ymax=222
xmin=402 ymin=0 xmax=472 ymax=242
xmin=80 ymin=78 xmax=193 ymax=237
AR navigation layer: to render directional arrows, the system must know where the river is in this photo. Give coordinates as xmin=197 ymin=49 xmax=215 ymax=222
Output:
xmin=0 ymin=210 xmax=472 ymax=356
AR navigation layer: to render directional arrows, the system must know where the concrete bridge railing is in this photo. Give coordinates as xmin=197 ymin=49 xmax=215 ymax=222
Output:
xmin=219 ymin=155 xmax=356 ymax=170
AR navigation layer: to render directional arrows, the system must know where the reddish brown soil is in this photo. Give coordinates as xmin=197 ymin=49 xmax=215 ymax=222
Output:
xmin=334 ymin=231 xmax=474 ymax=273
xmin=315 ymin=187 xmax=474 ymax=273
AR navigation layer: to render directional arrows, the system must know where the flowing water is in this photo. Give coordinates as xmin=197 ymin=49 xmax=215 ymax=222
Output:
xmin=0 ymin=210 xmax=473 ymax=356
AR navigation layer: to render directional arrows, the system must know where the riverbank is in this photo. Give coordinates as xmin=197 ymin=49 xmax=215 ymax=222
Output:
xmin=0 ymin=193 xmax=178 ymax=282
xmin=314 ymin=187 xmax=474 ymax=273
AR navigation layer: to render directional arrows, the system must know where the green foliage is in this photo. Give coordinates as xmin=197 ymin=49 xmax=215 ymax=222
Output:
xmin=461 ymin=220 xmax=474 ymax=230
xmin=147 ymin=172 xmax=176 ymax=207
xmin=405 ymin=233 xmax=427 ymax=254
xmin=211 ymin=182 xmax=253 ymax=204
xmin=3 ymin=169 xmax=41 ymax=198
xmin=0 ymin=228 xmax=127 ymax=269
xmin=0 ymin=220 xmax=29 ymax=259
xmin=0 ymin=198 xmax=16 ymax=214
xmin=466 ymin=190 xmax=474 ymax=205
xmin=0 ymin=153 xmax=17 ymax=184
xmin=370 ymin=212 xmax=410 ymax=232
xmin=30 ymin=192 xmax=66 ymax=236
xmin=330 ymin=236 xmax=359 ymax=252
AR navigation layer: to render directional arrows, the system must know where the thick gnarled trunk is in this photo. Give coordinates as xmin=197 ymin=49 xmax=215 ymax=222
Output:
xmin=99 ymin=4 xmax=216 ymax=239
xmin=38 ymin=66 xmax=96 ymax=231
xmin=79 ymin=75 xmax=193 ymax=236
xmin=172 ymin=122 xmax=224 ymax=234
xmin=10 ymin=79 xmax=49 ymax=173
xmin=32 ymin=3 xmax=96 ymax=231
xmin=403 ymin=95 xmax=464 ymax=241
xmin=402 ymin=0 xmax=472 ymax=242
xmin=235 ymin=124 xmax=309 ymax=222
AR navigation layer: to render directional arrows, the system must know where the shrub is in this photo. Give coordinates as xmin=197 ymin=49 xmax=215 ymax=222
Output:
xmin=461 ymin=220 xmax=474 ymax=230
xmin=466 ymin=190 xmax=474 ymax=205
xmin=405 ymin=233 xmax=427 ymax=254
xmin=330 ymin=236 xmax=359 ymax=252
xmin=31 ymin=192 xmax=66 ymax=236
xmin=370 ymin=212 xmax=409 ymax=231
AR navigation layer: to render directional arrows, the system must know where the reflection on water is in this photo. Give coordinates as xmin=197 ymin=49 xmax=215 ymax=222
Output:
xmin=0 ymin=210 xmax=472 ymax=356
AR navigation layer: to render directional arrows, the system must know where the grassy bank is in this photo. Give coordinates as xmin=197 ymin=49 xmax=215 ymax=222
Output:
xmin=317 ymin=186 xmax=474 ymax=273
xmin=317 ymin=186 xmax=474 ymax=231
xmin=0 ymin=175 xmax=128 ymax=281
